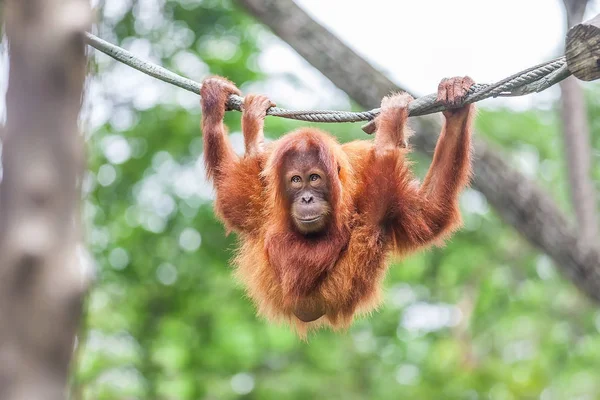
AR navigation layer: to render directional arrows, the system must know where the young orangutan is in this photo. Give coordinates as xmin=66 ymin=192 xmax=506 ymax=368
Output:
xmin=200 ymin=75 xmax=475 ymax=336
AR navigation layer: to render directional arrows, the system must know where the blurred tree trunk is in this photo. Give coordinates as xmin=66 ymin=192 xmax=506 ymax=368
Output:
xmin=236 ymin=0 xmax=600 ymax=301
xmin=0 ymin=0 xmax=90 ymax=399
xmin=559 ymin=0 xmax=598 ymax=246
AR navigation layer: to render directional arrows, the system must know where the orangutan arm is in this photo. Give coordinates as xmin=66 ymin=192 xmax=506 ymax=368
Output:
xmin=357 ymin=77 xmax=475 ymax=252
xmin=200 ymin=77 xmax=270 ymax=235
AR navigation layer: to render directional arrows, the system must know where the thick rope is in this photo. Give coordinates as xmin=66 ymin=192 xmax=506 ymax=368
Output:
xmin=84 ymin=32 xmax=571 ymax=130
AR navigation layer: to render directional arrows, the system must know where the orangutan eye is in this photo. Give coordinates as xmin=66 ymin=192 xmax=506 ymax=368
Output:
xmin=310 ymin=174 xmax=320 ymax=182
xmin=291 ymin=175 xmax=301 ymax=183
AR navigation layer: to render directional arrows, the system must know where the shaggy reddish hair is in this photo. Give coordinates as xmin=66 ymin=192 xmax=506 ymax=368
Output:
xmin=200 ymin=76 xmax=475 ymax=337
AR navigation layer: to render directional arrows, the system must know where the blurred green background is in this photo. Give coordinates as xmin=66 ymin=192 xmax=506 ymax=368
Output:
xmin=77 ymin=1 xmax=600 ymax=399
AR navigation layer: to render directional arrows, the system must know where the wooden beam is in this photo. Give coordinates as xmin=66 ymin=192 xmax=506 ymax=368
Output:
xmin=566 ymin=13 xmax=600 ymax=81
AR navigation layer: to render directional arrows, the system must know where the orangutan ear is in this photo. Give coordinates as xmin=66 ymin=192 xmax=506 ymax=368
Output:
xmin=337 ymin=164 xmax=341 ymax=175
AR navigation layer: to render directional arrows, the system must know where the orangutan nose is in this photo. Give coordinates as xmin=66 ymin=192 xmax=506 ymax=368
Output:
xmin=301 ymin=195 xmax=314 ymax=204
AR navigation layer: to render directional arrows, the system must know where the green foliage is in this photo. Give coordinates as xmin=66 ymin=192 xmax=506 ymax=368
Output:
xmin=77 ymin=2 xmax=600 ymax=399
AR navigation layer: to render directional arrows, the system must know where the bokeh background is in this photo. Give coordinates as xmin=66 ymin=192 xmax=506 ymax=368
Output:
xmin=60 ymin=0 xmax=600 ymax=398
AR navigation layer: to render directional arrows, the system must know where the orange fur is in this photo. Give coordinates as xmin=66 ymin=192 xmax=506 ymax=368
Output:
xmin=200 ymin=77 xmax=475 ymax=338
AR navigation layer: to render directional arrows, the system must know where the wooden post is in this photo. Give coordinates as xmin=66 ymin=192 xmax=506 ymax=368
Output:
xmin=0 ymin=0 xmax=91 ymax=398
xmin=565 ymin=13 xmax=600 ymax=81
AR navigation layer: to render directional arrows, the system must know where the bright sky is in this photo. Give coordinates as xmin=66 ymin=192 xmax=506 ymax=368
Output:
xmin=257 ymin=0 xmax=600 ymax=111
xmin=2 ymin=0 xmax=600 ymax=121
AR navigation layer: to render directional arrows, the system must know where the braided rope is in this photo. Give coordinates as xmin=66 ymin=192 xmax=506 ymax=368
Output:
xmin=84 ymin=32 xmax=571 ymax=126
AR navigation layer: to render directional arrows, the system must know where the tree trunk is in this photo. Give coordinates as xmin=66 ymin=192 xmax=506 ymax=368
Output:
xmin=560 ymin=0 xmax=598 ymax=247
xmin=236 ymin=0 xmax=600 ymax=302
xmin=0 ymin=0 xmax=91 ymax=398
